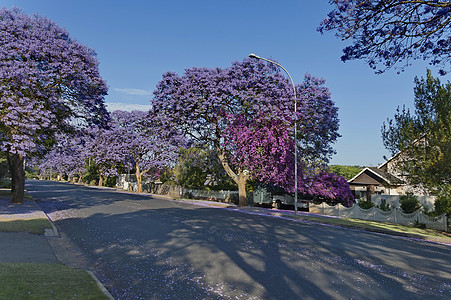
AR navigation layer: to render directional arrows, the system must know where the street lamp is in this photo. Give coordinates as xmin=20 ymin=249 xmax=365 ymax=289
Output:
xmin=248 ymin=53 xmax=299 ymax=214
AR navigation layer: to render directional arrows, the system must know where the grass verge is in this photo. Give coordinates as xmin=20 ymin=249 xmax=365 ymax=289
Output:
xmin=0 ymin=263 xmax=108 ymax=299
xmin=0 ymin=189 xmax=32 ymax=200
xmin=0 ymin=218 xmax=53 ymax=234
xmin=269 ymin=211 xmax=451 ymax=243
xmin=0 ymin=190 xmax=53 ymax=234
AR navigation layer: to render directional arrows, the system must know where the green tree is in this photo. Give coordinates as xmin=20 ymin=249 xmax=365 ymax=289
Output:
xmin=399 ymin=194 xmax=421 ymax=214
xmin=329 ymin=165 xmax=363 ymax=180
xmin=382 ymin=70 xmax=451 ymax=203
xmin=175 ymin=147 xmax=236 ymax=191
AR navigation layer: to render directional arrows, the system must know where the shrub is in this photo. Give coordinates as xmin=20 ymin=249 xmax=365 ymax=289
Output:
xmin=378 ymin=199 xmax=391 ymax=211
xmin=358 ymin=198 xmax=374 ymax=209
xmin=0 ymin=179 xmax=11 ymax=189
xmin=434 ymin=195 xmax=451 ymax=216
xmin=105 ymin=176 xmax=116 ymax=188
xmin=399 ymin=194 xmax=420 ymax=214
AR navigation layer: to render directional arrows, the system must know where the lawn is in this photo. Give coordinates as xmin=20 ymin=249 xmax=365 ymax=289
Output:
xmin=269 ymin=211 xmax=451 ymax=244
xmin=0 ymin=190 xmax=53 ymax=234
xmin=0 ymin=263 xmax=109 ymax=299
xmin=0 ymin=190 xmax=110 ymax=299
xmin=0 ymin=218 xmax=53 ymax=234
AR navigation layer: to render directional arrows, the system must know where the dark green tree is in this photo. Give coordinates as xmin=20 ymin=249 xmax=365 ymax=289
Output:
xmin=329 ymin=165 xmax=363 ymax=180
xmin=175 ymin=147 xmax=236 ymax=191
xmin=382 ymin=70 xmax=451 ymax=207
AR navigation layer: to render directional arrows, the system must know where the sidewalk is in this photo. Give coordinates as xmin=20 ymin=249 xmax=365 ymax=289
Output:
xmin=0 ymin=195 xmax=61 ymax=264
xmin=0 ymin=195 xmax=113 ymax=299
xmin=0 ymin=232 xmax=59 ymax=263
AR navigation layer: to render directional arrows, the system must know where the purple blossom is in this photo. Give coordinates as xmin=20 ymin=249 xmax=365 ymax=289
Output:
xmin=0 ymin=8 xmax=108 ymax=203
xmin=153 ymin=58 xmax=341 ymax=206
xmin=110 ymin=110 xmax=182 ymax=192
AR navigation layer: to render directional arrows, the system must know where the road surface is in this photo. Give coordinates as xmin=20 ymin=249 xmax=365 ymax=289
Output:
xmin=27 ymin=180 xmax=451 ymax=299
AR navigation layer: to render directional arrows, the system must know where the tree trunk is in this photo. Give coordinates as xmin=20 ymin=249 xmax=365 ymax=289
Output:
xmin=237 ymin=174 xmax=248 ymax=207
xmin=98 ymin=174 xmax=103 ymax=187
xmin=9 ymin=153 xmax=25 ymax=204
xmin=366 ymin=185 xmax=374 ymax=202
xmin=136 ymin=164 xmax=142 ymax=193
xmin=217 ymin=148 xmax=249 ymax=207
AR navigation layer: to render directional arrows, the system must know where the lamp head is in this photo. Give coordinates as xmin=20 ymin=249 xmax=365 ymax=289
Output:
xmin=248 ymin=53 xmax=260 ymax=59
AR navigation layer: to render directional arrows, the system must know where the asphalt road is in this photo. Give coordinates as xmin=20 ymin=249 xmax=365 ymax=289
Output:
xmin=27 ymin=180 xmax=451 ymax=300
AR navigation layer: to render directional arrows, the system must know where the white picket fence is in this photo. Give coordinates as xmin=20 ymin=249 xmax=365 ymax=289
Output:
xmin=310 ymin=202 xmax=448 ymax=231
xmin=116 ymin=175 xmax=448 ymax=231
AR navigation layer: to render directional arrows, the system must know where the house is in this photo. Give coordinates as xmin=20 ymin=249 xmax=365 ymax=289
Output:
xmin=348 ymin=166 xmax=404 ymax=200
xmin=348 ymin=153 xmax=435 ymax=209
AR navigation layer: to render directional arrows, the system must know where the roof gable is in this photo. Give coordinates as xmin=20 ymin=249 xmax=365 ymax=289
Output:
xmin=348 ymin=167 xmax=404 ymax=186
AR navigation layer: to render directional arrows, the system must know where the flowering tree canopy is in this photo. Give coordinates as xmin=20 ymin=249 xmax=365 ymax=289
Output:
xmin=304 ymin=172 xmax=354 ymax=207
xmin=111 ymin=110 xmax=181 ymax=193
xmin=34 ymin=135 xmax=88 ymax=181
xmin=153 ymin=58 xmax=340 ymax=206
xmin=0 ymin=8 xmax=108 ymax=203
xmin=223 ymin=115 xmax=297 ymax=192
xmin=318 ymin=1 xmax=451 ymax=75
xmin=83 ymin=127 xmax=128 ymax=187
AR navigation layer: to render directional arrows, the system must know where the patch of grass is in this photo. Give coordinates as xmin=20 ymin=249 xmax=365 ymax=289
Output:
xmin=0 ymin=263 xmax=108 ymax=299
xmin=0 ymin=218 xmax=53 ymax=234
xmin=268 ymin=212 xmax=451 ymax=243
xmin=0 ymin=189 xmax=32 ymax=200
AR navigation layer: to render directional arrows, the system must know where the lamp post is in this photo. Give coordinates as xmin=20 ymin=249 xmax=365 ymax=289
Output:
xmin=248 ymin=53 xmax=298 ymax=214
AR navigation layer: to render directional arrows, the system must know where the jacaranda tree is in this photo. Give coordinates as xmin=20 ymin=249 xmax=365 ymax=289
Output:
xmin=0 ymin=8 xmax=108 ymax=203
xmin=304 ymin=172 xmax=354 ymax=207
xmin=83 ymin=127 xmax=127 ymax=187
xmin=34 ymin=134 xmax=88 ymax=182
xmin=111 ymin=110 xmax=181 ymax=193
xmin=153 ymin=58 xmax=340 ymax=206
xmin=319 ymin=1 xmax=451 ymax=75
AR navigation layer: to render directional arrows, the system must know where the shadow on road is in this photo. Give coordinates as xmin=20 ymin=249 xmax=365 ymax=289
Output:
xmin=29 ymin=180 xmax=451 ymax=299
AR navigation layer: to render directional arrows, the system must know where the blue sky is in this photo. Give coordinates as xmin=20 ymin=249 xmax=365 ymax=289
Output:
xmin=3 ymin=0 xmax=449 ymax=166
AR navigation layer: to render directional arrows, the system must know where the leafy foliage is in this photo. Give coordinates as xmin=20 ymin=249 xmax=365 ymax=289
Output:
xmin=319 ymin=1 xmax=451 ymax=74
xmin=435 ymin=194 xmax=451 ymax=216
xmin=175 ymin=147 xmax=235 ymax=190
xmin=358 ymin=198 xmax=375 ymax=209
xmin=83 ymin=127 xmax=126 ymax=186
xmin=223 ymin=115 xmax=296 ymax=191
xmin=33 ymin=111 xmax=181 ymax=190
xmin=0 ymin=8 xmax=108 ymax=156
xmin=111 ymin=110 xmax=181 ymax=192
xmin=399 ymin=194 xmax=421 ymax=213
xmin=382 ymin=70 xmax=450 ymax=200
xmin=329 ymin=165 xmax=363 ymax=180
xmin=378 ymin=199 xmax=391 ymax=211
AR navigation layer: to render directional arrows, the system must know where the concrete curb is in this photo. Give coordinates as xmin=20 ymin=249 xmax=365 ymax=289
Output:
xmin=29 ymin=196 xmax=113 ymax=298
xmin=87 ymin=271 xmax=115 ymax=300
xmin=44 ymin=221 xmax=59 ymax=237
